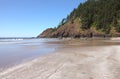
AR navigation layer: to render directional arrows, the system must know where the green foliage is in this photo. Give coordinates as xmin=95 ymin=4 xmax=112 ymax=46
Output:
xmin=116 ymin=23 xmax=120 ymax=32
xmin=64 ymin=0 xmax=120 ymax=34
xmin=57 ymin=18 xmax=67 ymax=29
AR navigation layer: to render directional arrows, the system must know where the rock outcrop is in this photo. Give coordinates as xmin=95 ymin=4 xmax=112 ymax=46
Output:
xmin=38 ymin=0 xmax=120 ymax=38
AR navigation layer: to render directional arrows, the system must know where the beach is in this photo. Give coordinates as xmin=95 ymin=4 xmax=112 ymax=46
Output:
xmin=0 ymin=39 xmax=120 ymax=79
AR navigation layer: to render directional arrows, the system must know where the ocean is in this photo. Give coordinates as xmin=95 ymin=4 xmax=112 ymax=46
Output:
xmin=0 ymin=38 xmax=60 ymax=70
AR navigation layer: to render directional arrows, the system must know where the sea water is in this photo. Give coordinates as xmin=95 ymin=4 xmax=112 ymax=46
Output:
xmin=0 ymin=38 xmax=60 ymax=70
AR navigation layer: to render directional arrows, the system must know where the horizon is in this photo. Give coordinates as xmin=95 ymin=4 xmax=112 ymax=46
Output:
xmin=0 ymin=0 xmax=85 ymax=37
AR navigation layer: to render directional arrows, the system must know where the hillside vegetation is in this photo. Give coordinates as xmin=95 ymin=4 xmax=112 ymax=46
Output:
xmin=38 ymin=0 xmax=120 ymax=38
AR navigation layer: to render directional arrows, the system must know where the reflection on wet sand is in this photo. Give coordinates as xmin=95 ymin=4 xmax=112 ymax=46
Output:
xmin=0 ymin=39 xmax=120 ymax=79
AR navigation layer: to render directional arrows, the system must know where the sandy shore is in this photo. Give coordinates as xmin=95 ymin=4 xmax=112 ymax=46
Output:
xmin=0 ymin=45 xmax=120 ymax=79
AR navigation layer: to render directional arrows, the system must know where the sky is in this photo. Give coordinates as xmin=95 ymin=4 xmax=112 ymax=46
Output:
xmin=0 ymin=0 xmax=85 ymax=37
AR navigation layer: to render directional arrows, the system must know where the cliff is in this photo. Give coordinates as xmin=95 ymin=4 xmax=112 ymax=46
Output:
xmin=38 ymin=0 xmax=120 ymax=38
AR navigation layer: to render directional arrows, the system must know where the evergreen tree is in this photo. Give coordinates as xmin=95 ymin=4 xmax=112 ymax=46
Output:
xmin=62 ymin=0 xmax=120 ymax=33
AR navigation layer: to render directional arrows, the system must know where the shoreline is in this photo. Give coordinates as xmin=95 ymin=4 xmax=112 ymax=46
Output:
xmin=40 ymin=37 xmax=120 ymax=41
xmin=0 ymin=45 xmax=120 ymax=79
xmin=0 ymin=39 xmax=120 ymax=79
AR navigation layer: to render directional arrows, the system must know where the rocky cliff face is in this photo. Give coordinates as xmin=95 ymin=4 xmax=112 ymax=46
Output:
xmin=38 ymin=18 xmax=83 ymax=38
xmin=38 ymin=19 xmax=112 ymax=38
xmin=38 ymin=0 xmax=120 ymax=38
xmin=37 ymin=28 xmax=55 ymax=38
xmin=38 ymin=21 xmax=120 ymax=38
xmin=38 ymin=19 xmax=120 ymax=38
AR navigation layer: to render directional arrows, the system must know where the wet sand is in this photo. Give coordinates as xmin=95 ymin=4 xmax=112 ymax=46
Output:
xmin=0 ymin=39 xmax=58 ymax=69
xmin=0 ymin=39 xmax=120 ymax=79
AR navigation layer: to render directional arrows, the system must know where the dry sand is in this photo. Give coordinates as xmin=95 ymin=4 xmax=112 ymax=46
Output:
xmin=0 ymin=45 xmax=120 ymax=79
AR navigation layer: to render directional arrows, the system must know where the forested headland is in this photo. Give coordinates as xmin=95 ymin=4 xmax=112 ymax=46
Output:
xmin=38 ymin=0 xmax=120 ymax=38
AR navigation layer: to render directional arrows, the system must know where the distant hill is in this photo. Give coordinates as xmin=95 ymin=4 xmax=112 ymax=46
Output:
xmin=38 ymin=0 xmax=120 ymax=38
